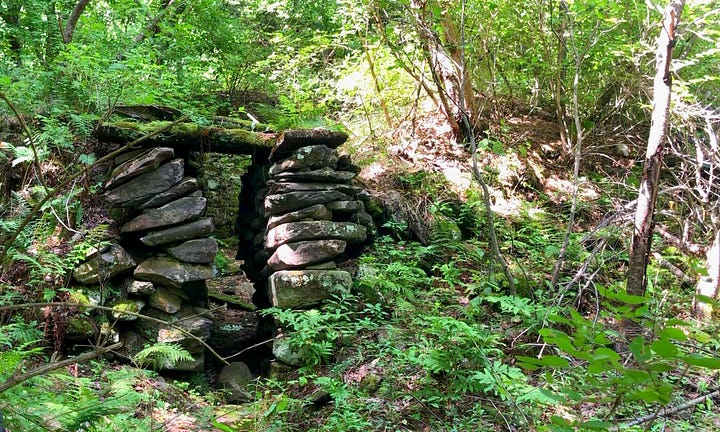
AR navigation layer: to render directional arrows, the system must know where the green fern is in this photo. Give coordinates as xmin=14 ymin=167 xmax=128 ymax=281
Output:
xmin=132 ymin=342 xmax=194 ymax=370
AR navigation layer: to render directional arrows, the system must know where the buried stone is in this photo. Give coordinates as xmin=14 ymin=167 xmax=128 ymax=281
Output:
xmin=267 ymin=270 xmax=352 ymax=309
xmin=267 ymin=240 xmax=346 ymax=271
xmin=121 ymin=196 xmax=207 ymax=233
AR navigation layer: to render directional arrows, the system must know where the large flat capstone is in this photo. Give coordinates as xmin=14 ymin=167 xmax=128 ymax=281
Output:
xmin=104 ymin=158 xmax=184 ymax=205
xmin=267 ymin=270 xmax=352 ymax=309
xmin=265 ymin=221 xmax=366 ymax=250
xmin=134 ymin=256 xmax=215 ymax=288
xmin=121 ymin=196 xmax=207 ymax=233
xmin=267 ymin=240 xmax=346 ymax=271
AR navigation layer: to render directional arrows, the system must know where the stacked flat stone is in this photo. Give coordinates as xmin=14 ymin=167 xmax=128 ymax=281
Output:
xmin=73 ymin=147 xmax=216 ymax=371
xmin=257 ymin=129 xmax=374 ymax=366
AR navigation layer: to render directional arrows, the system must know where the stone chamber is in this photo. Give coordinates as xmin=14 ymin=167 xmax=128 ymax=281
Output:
xmin=70 ymin=122 xmax=377 ymax=399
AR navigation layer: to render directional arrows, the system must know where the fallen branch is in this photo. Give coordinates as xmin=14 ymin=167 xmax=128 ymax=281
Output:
xmin=0 ymin=342 xmax=123 ymax=393
xmin=0 ymin=302 xmax=229 ymax=367
xmin=611 ymin=389 xmax=720 ymax=430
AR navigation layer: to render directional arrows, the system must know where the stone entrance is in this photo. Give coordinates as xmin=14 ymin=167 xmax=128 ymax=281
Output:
xmin=72 ymin=124 xmax=374 ymax=374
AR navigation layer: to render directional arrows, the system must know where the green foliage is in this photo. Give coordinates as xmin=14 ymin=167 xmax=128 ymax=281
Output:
xmin=132 ymin=342 xmax=194 ymax=370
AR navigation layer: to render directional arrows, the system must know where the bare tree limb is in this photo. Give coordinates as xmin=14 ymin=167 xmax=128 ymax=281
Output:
xmin=610 ymin=389 xmax=720 ymax=430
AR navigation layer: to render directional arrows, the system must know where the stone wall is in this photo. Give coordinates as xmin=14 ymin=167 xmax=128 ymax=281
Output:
xmin=71 ymin=128 xmax=374 ymax=373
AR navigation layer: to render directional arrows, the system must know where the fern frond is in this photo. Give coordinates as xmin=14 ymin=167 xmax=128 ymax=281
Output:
xmin=132 ymin=342 xmax=193 ymax=370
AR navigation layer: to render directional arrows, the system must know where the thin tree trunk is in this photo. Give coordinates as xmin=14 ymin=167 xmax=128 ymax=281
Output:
xmin=693 ymin=229 xmax=720 ymax=320
xmin=61 ymin=0 xmax=92 ymax=44
xmin=627 ymin=0 xmax=685 ymax=297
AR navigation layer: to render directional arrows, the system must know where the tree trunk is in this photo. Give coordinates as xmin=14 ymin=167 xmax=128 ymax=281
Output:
xmin=693 ymin=230 xmax=720 ymax=320
xmin=61 ymin=0 xmax=92 ymax=44
xmin=626 ymin=0 xmax=685 ymax=297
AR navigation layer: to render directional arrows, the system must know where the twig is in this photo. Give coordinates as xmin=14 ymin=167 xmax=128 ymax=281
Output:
xmin=610 ymin=388 xmax=719 ymax=430
xmin=0 ymin=92 xmax=48 ymax=191
xmin=0 ymin=302 xmax=229 ymax=367
xmin=0 ymin=342 xmax=123 ymax=393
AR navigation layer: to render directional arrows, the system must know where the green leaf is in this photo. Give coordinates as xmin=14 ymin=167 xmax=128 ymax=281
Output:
xmin=657 ymin=327 xmax=687 ymax=342
xmin=629 ymin=336 xmax=651 ymax=363
xmin=580 ymin=420 xmax=614 ymax=430
xmin=681 ymin=354 xmax=720 ymax=369
xmin=650 ymin=339 xmax=678 ymax=358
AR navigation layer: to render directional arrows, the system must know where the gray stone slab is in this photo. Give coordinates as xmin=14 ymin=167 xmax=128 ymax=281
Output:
xmin=264 ymin=190 xmax=349 ymax=216
xmin=267 ymin=270 xmax=352 ymax=309
xmin=140 ymin=218 xmax=214 ymax=247
xmin=134 ymin=256 xmax=216 ymax=289
xmin=104 ymin=147 xmax=174 ymax=190
xmin=265 ymin=221 xmax=366 ymax=250
xmin=266 ymin=204 xmax=332 ymax=231
xmin=167 ymin=237 xmax=218 ymax=264
xmin=267 ymin=240 xmax=346 ymax=271
xmin=121 ymin=196 xmax=207 ymax=233
xmin=104 ymin=158 xmax=184 ymax=205
xmin=269 ymin=145 xmax=338 ymax=175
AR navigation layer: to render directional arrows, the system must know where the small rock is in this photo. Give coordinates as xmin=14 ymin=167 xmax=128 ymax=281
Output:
xmin=267 ymin=240 xmax=346 ymax=271
xmin=140 ymin=218 xmax=214 ymax=247
xmin=73 ymin=243 xmax=136 ymax=284
xmin=272 ymin=335 xmax=305 ymax=366
xmin=265 ymin=221 xmax=366 ymax=250
xmin=218 ymin=362 xmax=254 ymax=402
xmin=110 ymin=299 xmax=145 ymax=321
xmin=269 ymin=145 xmax=338 ymax=175
xmin=122 ymin=278 xmax=155 ymax=295
xmin=266 ymin=204 xmax=332 ymax=231
xmin=135 ymin=256 xmax=216 ymax=289
xmin=267 ymin=270 xmax=352 ymax=309
xmin=264 ymin=190 xmax=349 ymax=216
xmin=104 ymin=158 xmax=184 ymax=205
xmin=167 ymin=237 xmax=218 ymax=264
xmin=121 ymin=196 xmax=207 ymax=233
xmin=104 ymin=147 xmax=174 ymax=190
xmin=149 ymin=286 xmax=183 ymax=313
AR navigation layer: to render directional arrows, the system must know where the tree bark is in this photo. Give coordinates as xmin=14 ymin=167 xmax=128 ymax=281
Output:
xmin=61 ymin=0 xmax=92 ymax=44
xmin=693 ymin=230 xmax=720 ymax=320
xmin=627 ymin=0 xmax=685 ymax=297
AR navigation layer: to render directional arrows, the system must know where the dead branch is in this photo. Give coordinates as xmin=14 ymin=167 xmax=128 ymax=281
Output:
xmin=0 ymin=342 xmax=122 ymax=393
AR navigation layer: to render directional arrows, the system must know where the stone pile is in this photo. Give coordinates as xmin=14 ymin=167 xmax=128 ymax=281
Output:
xmin=237 ymin=129 xmax=375 ymax=367
xmin=73 ymin=147 xmax=218 ymax=371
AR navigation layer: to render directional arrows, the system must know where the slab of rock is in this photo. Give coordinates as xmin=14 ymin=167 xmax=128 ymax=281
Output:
xmin=104 ymin=147 xmax=174 ymax=190
xmin=104 ymin=158 xmax=184 ymax=205
xmin=267 ymin=240 xmax=346 ymax=271
xmin=270 ymin=128 xmax=348 ymax=162
xmin=208 ymin=309 xmax=261 ymax=358
xmin=265 ymin=221 xmax=366 ymax=250
xmin=110 ymin=299 xmax=145 ymax=321
xmin=271 ymin=168 xmax=356 ymax=183
xmin=158 ymin=316 xmax=213 ymax=344
xmin=122 ymin=196 xmax=207 ymax=233
xmin=136 ymin=177 xmax=199 ymax=210
xmin=74 ymin=243 xmax=136 ymax=284
xmin=269 ymin=145 xmax=338 ymax=176
xmin=122 ymin=278 xmax=156 ymax=295
xmin=266 ymin=204 xmax=332 ymax=231
xmin=135 ymin=256 xmax=216 ymax=289
xmin=306 ymin=261 xmax=338 ymax=270
xmin=325 ymin=200 xmax=365 ymax=214
xmin=149 ymin=286 xmax=183 ymax=313
xmin=207 ymin=276 xmax=256 ymax=310
xmin=140 ymin=218 xmax=214 ymax=247
xmin=267 ymin=270 xmax=352 ymax=309
xmin=264 ymin=190 xmax=349 ymax=216
xmin=218 ymin=362 xmax=254 ymax=402
xmin=267 ymin=181 xmax=361 ymax=196
xmin=272 ymin=335 xmax=305 ymax=366
xmin=167 ymin=237 xmax=218 ymax=264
